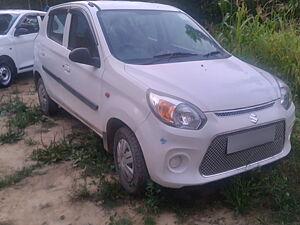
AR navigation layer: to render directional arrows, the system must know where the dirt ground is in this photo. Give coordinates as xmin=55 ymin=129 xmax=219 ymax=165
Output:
xmin=0 ymin=74 xmax=264 ymax=225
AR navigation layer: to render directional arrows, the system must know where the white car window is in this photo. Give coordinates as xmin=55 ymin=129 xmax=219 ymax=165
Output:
xmin=19 ymin=15 xmax=39 ymax=34
xmin=68 ymin=11 xmax=99 ymax=57
xmin=98 ymin=10 xmax=229 ymax=65
xmin=47 ymin=11 xmax=67 ymax=45
xmin=0 ymin=13 xmax=19 ymax=35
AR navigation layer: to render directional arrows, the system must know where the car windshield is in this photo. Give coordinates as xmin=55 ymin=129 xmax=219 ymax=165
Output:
xmin=0 ymin=13 xmax=19 ymax=35
xmin=98 ymin=10 xmax=229 ymax=65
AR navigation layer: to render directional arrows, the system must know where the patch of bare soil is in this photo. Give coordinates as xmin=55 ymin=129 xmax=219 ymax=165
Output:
xmin=0 ymin=74 xmax=263 ymax=225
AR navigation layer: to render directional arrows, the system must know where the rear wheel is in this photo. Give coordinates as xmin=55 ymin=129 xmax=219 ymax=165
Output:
xmin=0 ymin=59 xmax=16 ymax=88
xmin=113 ymin=126 xmax=149 ymax=194
xmin=37 ymin=78 xmax=58 ymax=116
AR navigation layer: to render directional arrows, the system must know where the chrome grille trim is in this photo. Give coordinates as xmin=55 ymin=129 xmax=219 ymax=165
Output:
xmin=199 ymin=121 xmax=285 ymax=176
xmin=215 ymin=101 xmax=275 ymax=117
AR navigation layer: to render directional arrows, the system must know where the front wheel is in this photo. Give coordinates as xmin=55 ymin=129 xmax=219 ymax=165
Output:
xmin=113 ymin=127 xmax=149 ymax=194
xmin=0 ymin=59 xmax=16 ymax=88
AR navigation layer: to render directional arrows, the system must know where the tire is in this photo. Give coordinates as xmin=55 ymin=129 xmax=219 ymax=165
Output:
xmin=0 ymin=58 xmax=16 ymax=88
xmin=37 ymin=78 xmax=58 ymax=116
xmin=113 ymin=126 xmax=149 ymax=194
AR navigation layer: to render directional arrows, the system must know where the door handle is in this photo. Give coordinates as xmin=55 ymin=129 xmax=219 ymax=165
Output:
xmin=63 ymin=64 xmax=70 ymax=73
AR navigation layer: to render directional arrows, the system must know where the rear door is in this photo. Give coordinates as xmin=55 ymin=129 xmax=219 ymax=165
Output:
xmin=38 ymin=9 xmax=69 ymax=104
xmin=13 ymin=13 xmax=41 ymax=71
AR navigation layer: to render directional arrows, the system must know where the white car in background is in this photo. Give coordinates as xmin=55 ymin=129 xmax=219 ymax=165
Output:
xmin=0 ymin=10 xmax=45 ymax=88
xmin=34 ymin=1 xmax=295 ymax=194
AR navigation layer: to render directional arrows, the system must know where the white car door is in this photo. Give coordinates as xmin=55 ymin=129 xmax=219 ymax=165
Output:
xmin=60 ymin=8 xmax=104 ymax=131
xmin=13 ymin=14 xmax=41 ymax=71
xmin=38 ymin=9 xmax=69 ymax=104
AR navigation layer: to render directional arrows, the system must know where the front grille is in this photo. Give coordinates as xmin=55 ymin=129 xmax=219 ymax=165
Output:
xmin=215 ymin=101 xmax=275 ymax=117
xmin=199 ymin=121 xmax=285 ymax=176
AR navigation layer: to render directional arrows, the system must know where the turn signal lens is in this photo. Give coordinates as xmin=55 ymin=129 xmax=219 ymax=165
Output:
xmin=157 ymin=100 xmax=175 ymax=122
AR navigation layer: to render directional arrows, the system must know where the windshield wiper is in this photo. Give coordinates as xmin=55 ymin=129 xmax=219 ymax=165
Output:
xmin=203 ymin=50 xmax=222 ymax=58
xmin=143 ymin=52 xmax=198 ymax=65
xmin=153 ymin=52 xmax=198 ymax=58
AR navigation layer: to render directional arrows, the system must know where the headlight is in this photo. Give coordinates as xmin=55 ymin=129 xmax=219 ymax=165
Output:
xmin=275 ymin=77 xmax=292 ymax=110
xmin=147 ymin=90 xmax=207 ymax=130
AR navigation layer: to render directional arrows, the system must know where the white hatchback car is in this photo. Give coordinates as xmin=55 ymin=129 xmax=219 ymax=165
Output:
xmin=34 ymin=1 xmax=296 ymax=194
xmin=0 ymin=10 xmax=45 ymax=87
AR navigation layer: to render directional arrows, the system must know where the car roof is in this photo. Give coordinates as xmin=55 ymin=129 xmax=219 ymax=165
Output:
xmin=0 ymin=9 xmax=45 ymax=15
xmin=53 ymin=1 xmax=179 ymax=11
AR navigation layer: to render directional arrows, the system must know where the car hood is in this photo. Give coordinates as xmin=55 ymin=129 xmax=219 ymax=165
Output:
xmin=124 ymin=56 xmax=279 ymax=112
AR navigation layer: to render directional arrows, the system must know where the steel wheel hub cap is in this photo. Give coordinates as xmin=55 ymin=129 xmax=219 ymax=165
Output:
xmin=0 ymin=66 xmax=11 ymax=85
xmin=117 ymin=139 xmax=134 ymax=182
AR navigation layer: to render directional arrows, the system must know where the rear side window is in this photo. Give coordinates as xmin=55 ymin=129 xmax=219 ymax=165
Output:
xmin=47 ymin=11 xmax=67 ymax=45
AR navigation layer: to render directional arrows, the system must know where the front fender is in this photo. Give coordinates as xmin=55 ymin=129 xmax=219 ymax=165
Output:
xmin=0 ymin=36 xmax=17 ymax=66
xmin=0 ymin=48 xmax=15 ymax=60
xmin=100 ymin=92 xmax=151 ymax=134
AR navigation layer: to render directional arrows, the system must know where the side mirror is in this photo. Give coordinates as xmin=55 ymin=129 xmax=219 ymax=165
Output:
xmin=69 ymin=48 xmax=100 ymax=68
xmin=14 ymin=27 xmax=30 ymax=37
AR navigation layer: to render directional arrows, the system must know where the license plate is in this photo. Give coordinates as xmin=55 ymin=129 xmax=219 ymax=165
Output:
xmin=227 ymin=125 xmax=276 ymax=154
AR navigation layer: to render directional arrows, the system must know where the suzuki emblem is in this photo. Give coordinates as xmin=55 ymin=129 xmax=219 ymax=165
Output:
xmin=249 ymin=113 xmax=258 ymax=124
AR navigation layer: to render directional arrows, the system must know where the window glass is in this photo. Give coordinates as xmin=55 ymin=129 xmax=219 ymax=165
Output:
xmin=19 ymin=15 xmax=39 ymax=34
xmin=68 ymin=12 xmax=98 ymax=57
xmin=47 ymin=11 xmax=67 ymax=45
xmin=98 ymin=10 xmax=229 ymax=65
xmin=0 ymin=13 xmax=19 ymax=35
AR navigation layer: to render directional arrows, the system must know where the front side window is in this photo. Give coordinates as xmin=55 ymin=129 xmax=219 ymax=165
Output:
xmin=68 ymin=12 xmax=99 ymax=57
xmin=19 ymin=15 xmax=39 ymax=34
xmin=0 ymin=13 xmax=19 ymax=35
xmin=98 ymin=10 xmax=229 ymax=65
xmin=47 ymin=11 xmax=67 ymax=45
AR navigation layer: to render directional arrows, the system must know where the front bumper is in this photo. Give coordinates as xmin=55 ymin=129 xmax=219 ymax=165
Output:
xmin=135 ymin=100 xmax=296 ymax=188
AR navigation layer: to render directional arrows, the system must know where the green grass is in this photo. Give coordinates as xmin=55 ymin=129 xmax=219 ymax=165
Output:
xmin=0 ymin=128 xmax=24 ymax=144
xmin=143 ymin=181 xmax=161 ymax=214
xmin=70 ymin=181 xmax=92 ymax=202
xmin=107 ymin=213 xmax=133 ymax=225
xmin=31 ymin=137 xmax=74 ymax=164
xmin=0 ymin=164 xmax=41 ymax=190
xmin=95 ymin=178 xmax=126 ymax=205
xmin=221 ymin=174 xmax=261 ymax=213
xmin=24 ymin=138 xmax=39 ymax=146
xmin=8 ymin=105 xmax=42 ymax=129
xmin=0 ymin=97 xmax=44 ymax=144
xmin=0 ymin=97 xmax=27 ymax=115
xmin=143 ymin=216 xmax=156 ymax=225
xmin=31 ymin=131 xmax=114 ymax=176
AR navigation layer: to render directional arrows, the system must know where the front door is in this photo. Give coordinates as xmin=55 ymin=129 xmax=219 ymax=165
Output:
xmin=60 ymin=9 xmax=104 ymax=131
xmin=14 ymin=14 xmax=40 ymax=70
